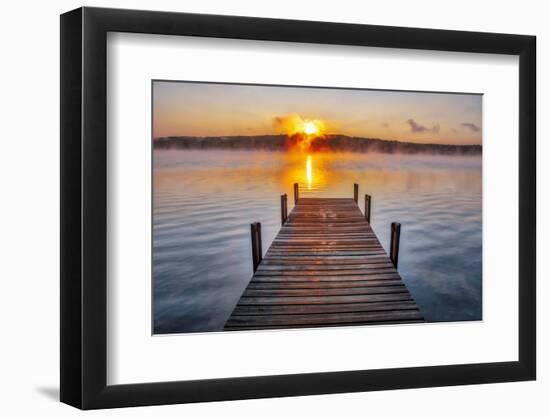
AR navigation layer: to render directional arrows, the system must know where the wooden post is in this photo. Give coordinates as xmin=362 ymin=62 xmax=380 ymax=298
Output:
xmin=293 ymin=182 xmax=299 ymax=204
xmin=353 ymin=183 xmax=359 ymax=204
xmin=365 ymin=194 xmax=372 ymax=223
xmin=251 ymin=222 xmax=263 ymax=272
xmin=280 ymin=194 xmax=288 ymax=225
xmin=390 ymin=222 xmax=401 ymax=268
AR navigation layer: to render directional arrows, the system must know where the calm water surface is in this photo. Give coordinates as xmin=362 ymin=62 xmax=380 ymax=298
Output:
xmin=153 ymin=150 xmax=482 ymax=334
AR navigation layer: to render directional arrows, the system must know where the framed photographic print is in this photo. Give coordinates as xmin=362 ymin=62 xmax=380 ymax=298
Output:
xmin=60 ymin=6 xmax=536 ymax=409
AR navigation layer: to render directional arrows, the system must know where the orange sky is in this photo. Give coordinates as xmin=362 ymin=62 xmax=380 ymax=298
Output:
xmin=153 ymin=81 xmax=482 ymax=145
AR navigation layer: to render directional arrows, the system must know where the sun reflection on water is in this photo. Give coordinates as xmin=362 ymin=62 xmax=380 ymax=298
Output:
xmin=306 ymin=154 xmax=313 ymax=189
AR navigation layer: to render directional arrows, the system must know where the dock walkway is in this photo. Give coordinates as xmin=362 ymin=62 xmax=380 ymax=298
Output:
xmin=224 ymin=191 xmax=423 ymax=331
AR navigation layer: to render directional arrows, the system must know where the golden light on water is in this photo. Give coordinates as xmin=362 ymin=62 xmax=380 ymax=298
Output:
xmin=306 ymin=154 xmax=313 ymax=188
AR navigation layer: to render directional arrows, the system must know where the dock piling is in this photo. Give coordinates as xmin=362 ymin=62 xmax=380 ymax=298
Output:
xmin=293 ymin=183 xmax=299 ymax=204
xmin=390 ymin=222 xmax=401 ymax=268
xmin=365 ymin=194 xmax=372 ymax=223
xmin=280 ymin=194 xmax=288 ymax=225
xmin=354 ymin=183 xmax=359 ymax=204
xmin=250 ymin=222 xmax=263 ymax=272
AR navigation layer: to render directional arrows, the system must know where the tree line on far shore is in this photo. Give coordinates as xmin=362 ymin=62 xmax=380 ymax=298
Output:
xmin=153 ymin=134 xmax=482 ymax=155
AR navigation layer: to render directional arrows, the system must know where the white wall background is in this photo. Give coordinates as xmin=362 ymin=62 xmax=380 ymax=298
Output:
xmin=0 ymin=0 xmax=545 ymax=415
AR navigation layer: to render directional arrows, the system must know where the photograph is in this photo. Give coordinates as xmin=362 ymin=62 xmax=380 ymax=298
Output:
xmin=152 ymin=81 xmax=483 ymax=335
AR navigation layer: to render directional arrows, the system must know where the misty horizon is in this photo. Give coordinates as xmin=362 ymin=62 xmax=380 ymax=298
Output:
xmin=153 ymin=132 xmax=482 ymax=148
xmin=153 ymin=133 xmax=481 ymax=156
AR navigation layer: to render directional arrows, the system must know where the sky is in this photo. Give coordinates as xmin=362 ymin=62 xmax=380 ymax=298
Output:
xmin=153 ymin=81 xmax=482 ymax=145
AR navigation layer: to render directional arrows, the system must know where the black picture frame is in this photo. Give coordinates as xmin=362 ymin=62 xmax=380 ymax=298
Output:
xmin=60 ymin=6 xmax=536 ymax=409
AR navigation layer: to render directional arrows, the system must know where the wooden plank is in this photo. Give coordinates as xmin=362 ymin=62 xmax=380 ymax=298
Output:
xmin=278 ymin=233 xmax=376 ymax=236
xmin=269 ymin=245 xmax=384 ymax=249
xmin=242 ymin=286 xmax=407 ymax=297
xmin=280 ymin=225 xmax=371 ymax=228
xmin=260 ymin=258 xmax=391 ymax=265
xmin=254 ymin=269 xmax=397 ymax=276
xmin=265 ymin=251 xmax=387 ymax=256
xmin=274 ymin=236 xmax=378 ymax=240
xmin=230 ymin=300 xmax=419 ymax=316
xmin=251 ymin=273 xmax=402 ymax=282
xmin=265 ymin=252 xmax=387 ymax=257
xmin=246 ymin=279 xmax=404 ymax=289
xmin=271 ymin=238 xmax=379 ymax=242
xmin=225 ymin=310 xmax=424 ymax=327
xmin=257 ymin=263 xmax=395 ymax=271
xmin=236 ymin=293 xmax=413 ymax=305
xmin=226 ymin=318 xmax=422 ymax=330
xmin=224 ymin=320 xmax=425 ymax=331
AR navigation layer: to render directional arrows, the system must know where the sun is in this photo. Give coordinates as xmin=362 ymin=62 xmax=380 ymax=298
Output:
xmin=303 ymin=121 xmax=319 ymax=136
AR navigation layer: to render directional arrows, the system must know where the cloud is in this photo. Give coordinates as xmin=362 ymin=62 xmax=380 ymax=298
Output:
xmin=460 ymin=122 xmax=481 ymax=132
xmin=407 ymin=119 xmax=440 ymax=134
xmin=272 ymin=114 xmax=303 ymax=134
xmin=382 ymin=122 xmax=390 ymax=128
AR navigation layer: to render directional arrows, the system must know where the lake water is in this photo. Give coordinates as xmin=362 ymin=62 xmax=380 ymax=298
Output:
xmin=153 ymin=150 xmax=482 ymax=334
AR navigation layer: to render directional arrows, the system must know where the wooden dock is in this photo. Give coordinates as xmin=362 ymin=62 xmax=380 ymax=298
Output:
xmin=224 ymin=186 xmax=423 ymax=331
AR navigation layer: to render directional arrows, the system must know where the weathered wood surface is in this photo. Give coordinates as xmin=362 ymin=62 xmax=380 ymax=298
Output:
xmin=224 ymin=198 xmax=423 ymax=331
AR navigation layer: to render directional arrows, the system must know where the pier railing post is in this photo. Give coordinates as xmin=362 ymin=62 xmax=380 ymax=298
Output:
xmin=354 ymin=183 xmax=359 ymax=204
xmin=390 ymin=222 xmax=401 ymax=269
xmin=365 ymin=194 xmax=372 ymax=223
xmin=251 ymin=222 xmax=263 ymax=272
xmin=280 ymin=194 xmax=288 ymax=225
xmin=293 ymin=183 xmax=299 ymax=204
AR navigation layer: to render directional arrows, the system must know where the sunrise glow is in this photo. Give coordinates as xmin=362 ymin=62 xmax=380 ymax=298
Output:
xmin=303 ymin=121 xmax=319 ymax=136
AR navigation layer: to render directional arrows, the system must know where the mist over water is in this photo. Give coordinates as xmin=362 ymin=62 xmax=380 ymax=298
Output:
xmin=153 ymin=150 xmax=482 ymax=334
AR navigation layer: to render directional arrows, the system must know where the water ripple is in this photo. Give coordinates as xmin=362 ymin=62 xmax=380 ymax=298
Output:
xmin=153 ymin=150 xmax=482 ymax=333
